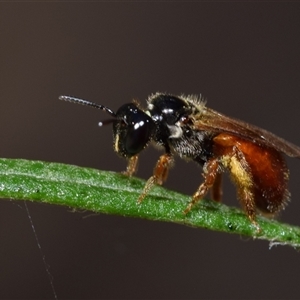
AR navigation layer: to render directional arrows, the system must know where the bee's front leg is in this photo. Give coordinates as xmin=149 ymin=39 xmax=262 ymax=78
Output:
xmin=123 ymin=155 xmax=139 ymax=177
xmin=138 ymin=153 xmax=174 ymax=203
xmin=184 ymin=158 xmax=219 ymax=214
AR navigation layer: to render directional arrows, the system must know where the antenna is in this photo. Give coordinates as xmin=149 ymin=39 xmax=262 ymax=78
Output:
xmin=59 ymin=95 xmax=116 ymax=117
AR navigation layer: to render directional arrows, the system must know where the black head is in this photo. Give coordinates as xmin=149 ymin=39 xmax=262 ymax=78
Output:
xmin=113 ymin=103 xmax=154 ymax=157
xmin=59 ymin=95 xmax=154 ymax=158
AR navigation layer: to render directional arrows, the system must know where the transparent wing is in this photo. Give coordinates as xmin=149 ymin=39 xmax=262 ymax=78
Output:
xmin=192 ymin=107 xmax=300 ymax=158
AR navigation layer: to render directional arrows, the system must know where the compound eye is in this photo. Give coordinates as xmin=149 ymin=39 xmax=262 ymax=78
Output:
xmin=114 ymin=104 xmax=154 ymax=157
xmin=125 ymin=118 xmax=152 ymax=155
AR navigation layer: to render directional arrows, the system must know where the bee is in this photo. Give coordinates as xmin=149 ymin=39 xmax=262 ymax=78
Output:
xmin=59 ymin=93 xmax=300 ymax=230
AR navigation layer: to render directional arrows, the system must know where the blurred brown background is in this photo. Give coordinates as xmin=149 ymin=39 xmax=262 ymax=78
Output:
xmin=1 ymin=2 xmax=300 ymax=299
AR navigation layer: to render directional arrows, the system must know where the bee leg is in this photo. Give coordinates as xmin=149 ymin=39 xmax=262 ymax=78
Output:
xmin=225 ymin=148 xmax=261 ymax=232
xmin=213 ymin=134 xmax=261 ymax=231
xmin=237 ymin=187 xmax=261 ymax=233
xmin=184 ymin=158 xmax=219 ymax=214
xmin=122 ymin=155 xmax=139 ymax=177
xmin=222 ymin=148 xmax=260 ymax=232
xmin=211 ymin=173 xmax=223 ymax=202
xmin=138 ymin=153 xmax=173 ymax=203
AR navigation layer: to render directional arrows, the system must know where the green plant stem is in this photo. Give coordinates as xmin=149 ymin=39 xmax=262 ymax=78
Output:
xmin=0 ymin=158 xmax=299 ymax=248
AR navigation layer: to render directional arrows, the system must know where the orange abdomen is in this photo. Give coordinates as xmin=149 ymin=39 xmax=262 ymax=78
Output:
xmin=213 ymin=133 xmax=290 ymax=215
xmin=235 ymin=139 xmax=289 ymax=214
